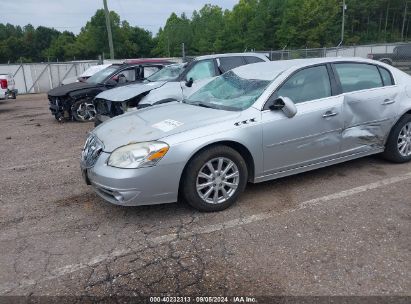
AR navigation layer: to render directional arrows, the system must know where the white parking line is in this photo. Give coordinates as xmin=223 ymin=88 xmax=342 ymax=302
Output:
xmin=1 ymin=172 xmax=411 ymax=294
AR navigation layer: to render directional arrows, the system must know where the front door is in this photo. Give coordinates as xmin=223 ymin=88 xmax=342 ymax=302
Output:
xmin=261 ymin=65 xmax=344 ymax=175
xmin=181 ymin=59 xmax=217 ymax=98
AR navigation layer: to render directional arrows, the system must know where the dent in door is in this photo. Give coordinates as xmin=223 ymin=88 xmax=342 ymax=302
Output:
xmin=341 ymin=94 xmax=397 ymax=148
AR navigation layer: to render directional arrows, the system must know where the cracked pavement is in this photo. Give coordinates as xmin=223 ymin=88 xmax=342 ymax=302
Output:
xmin=0 ymin=94 xmax=410 ymax=297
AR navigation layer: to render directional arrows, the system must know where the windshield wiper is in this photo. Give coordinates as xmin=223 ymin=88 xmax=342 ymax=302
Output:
xmin=182 ymin=99 xmax=213 ymax=108
xmin=198 ymin=102 xmax=214 ymax=109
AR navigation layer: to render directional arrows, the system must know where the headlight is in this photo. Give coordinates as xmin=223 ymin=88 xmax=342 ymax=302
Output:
xmin=107 ymin=141 xmax=169 ymax=169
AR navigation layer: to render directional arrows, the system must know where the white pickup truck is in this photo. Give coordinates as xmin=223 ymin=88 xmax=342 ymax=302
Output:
xmin=0 ymin=74 xmax=17 ymax=100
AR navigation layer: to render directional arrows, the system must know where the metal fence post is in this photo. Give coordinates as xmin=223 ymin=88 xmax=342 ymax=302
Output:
xmin=21 ymin=64 xmax=28 ymax=94
xmin=27 ymin=64 xmax=50 ymax=94
xmin=59 ymin=64 xmax=75 ymax=85
xmin=48 ymin=64 xmax=54 ymax=89
xmin=57 ymin=63 xmax=61 ymax=85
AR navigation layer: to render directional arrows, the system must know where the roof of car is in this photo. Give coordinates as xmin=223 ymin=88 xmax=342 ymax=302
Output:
xmin=194 ymin=52 xmax=269 ymax=61
xmin=233 ymin=57 xmax=382 ymax=81
xmin=123 ymin=58 xmax=175 ymax=64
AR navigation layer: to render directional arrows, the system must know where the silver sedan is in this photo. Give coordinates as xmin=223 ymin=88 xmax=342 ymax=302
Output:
xmin=81 ymin=58 xmax=411 ymax=212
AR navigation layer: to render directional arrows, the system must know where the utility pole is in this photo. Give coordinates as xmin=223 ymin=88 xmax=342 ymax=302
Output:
xmin=341 ymin=0 xmax=347 ymax=46
xmin=103 ymin=0 xmax=115 ymax=59
xmin=401 ymin=1 xmax=409 ymax=41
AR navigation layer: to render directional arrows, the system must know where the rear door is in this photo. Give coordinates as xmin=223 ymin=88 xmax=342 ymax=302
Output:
xmin=332 ymin=62 xmax=399 ymax=155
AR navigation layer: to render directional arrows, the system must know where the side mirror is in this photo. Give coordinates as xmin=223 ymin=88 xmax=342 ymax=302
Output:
xmin=185 ymin=77 xmax=194 ymax=87
xmin=269 ymin=96 xmax=297 ymax=118
xmin=105 ymin=79 xmax=117 ymax=87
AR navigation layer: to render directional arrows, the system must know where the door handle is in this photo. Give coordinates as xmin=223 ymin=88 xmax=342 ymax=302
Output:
xmin=382 ymin=99 xmax=395 ymax=105
xmin=323 ymin=111 xmax=338 ymax=118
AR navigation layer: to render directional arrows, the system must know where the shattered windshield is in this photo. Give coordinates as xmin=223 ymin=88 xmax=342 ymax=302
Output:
xmin=184 ymin=71 xmax=271 ymax=111
xmin=146 ymin=63 xmax=185 ymax=82
xmin=86 ymin=66 xmax=119 ymax=84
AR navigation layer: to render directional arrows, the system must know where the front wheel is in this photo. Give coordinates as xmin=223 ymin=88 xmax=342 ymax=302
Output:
xmin=181 ymin=146 xmax=248 ymax=212
xmin=383 ymin=114 xmax=411 ymax=163
xmin=72 ymin=99 xmax=96 ymax=122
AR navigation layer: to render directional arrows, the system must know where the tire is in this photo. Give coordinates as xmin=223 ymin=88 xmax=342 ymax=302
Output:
xmin=181 ymin=145 xmax=248 ymax=212
xmin=382 ymin=114 xmax=411 ymax=163
xmin=54 ymin=114 xmax=64 ymax=122
xmin=72 ymin=99 xmax=96 ymax=122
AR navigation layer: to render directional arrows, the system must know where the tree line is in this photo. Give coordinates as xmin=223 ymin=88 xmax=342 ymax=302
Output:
xmin=0 ymin=0 xmax=409 ymax=63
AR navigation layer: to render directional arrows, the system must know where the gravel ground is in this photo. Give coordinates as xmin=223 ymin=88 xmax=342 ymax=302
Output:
xmin=0 ymin=94 xmax=410 ymax=301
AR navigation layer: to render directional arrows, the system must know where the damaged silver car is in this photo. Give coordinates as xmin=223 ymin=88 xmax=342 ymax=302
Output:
xmin=93 ymin=53 xmax=270 ymax=126
xmin=81 ymin=58 xmax=411 ymax=212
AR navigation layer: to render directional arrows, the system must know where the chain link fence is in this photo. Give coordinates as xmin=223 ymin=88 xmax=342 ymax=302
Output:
xmin=265 ymin=42 xmax=411 ymax=74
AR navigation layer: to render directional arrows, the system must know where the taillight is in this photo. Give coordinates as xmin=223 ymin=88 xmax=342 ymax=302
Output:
xmin=0 ymin=79 xmax=7 ymax=89
xmin=367 ymin=54 xmax=374 ymax=59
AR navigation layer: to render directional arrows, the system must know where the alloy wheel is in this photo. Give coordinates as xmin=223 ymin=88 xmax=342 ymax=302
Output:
xmin=196 ymin=157 xmax=240 ymax=204
xmin=397 ymin=122 xmax=411 ymax=157
xmin=76 ymin=101 xmax=96 ymax=121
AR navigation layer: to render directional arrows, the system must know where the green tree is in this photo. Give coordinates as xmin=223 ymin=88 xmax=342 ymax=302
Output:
xmin=152 ymin=13 xmax=192 ymax=57
xmin=191 ymin=5 xmax=225 ymax=54
xmin=276 ymin=0 xmax=340 ymax=48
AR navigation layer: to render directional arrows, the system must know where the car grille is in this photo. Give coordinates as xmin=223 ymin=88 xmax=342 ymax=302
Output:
xmin=81 ymin=133 xmax=104 ymax=168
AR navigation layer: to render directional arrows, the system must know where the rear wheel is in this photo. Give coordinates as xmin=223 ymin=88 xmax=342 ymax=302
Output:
xmin=383 ymin=114 xmax=411 ymax=163
xmin=181 ymin=146 xmax=248 ymax=212
xmin=72 ymin=99 xmax=96 ymax=122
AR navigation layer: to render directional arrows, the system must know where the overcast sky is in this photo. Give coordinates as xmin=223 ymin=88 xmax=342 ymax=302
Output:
xmin=2 ymin=0 xmax=238 ymax=35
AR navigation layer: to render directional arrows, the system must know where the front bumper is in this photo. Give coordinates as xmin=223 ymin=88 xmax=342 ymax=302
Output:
xmin=81 ymin=152 xmax=182 ymax=206
xmin=48 ymin=96 xmax=64 ymax=115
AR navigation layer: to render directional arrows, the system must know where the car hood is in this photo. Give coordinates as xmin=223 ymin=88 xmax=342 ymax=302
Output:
xmin=96 ymin=81 xmax=167 ymax=102
xmin=94 ymin=102 xmax=240 ymax=152
xmin=48 ymin=81 xmax=100 ymax=97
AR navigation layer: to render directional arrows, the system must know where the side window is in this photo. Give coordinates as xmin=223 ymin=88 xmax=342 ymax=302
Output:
xmin=144 ymin=66 xmax=160 ymax=78
xmin=186 ymin=60 xmax=215 ymax=81
xmin=244 ymin=56 xmax=265 ymax=64
xmin=276 ymin=65 xmax=331 ymax=104
xmin=115 ymin=67 xmax=136 ymax=84
xmin=334 ymin=63 xmax=383 ymax=93
xmin=218 ymin=56 xmax=246 ymax=73
xmin=378 ymin=67 xmax=394 ymax=86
